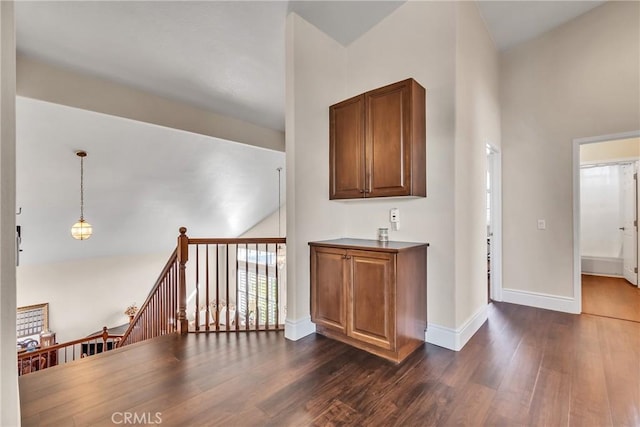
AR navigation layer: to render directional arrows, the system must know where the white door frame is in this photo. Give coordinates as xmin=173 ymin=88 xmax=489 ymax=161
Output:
xmin=487 ymin=145 xmax=503 ymax=302
xmin=572 ymin=130 xmax=640 ymax=312
xmin=621 ymin=161 xmax=639 ymax=285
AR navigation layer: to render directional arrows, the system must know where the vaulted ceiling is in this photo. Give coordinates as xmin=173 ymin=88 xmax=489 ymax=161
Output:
xmin=16 ymin=97 xmax=285 ymax=265
xmin=14 ymin=1 xmax=604 ymax=265
xmin=16 ymin=1 xmax=605 ymax=132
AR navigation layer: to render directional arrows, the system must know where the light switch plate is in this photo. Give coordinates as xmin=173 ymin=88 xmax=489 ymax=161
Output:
xmin=537 ymin=219 xmax=546 ymax=230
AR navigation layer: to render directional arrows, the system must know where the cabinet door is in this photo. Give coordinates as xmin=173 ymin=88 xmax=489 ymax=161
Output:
xmin=311 ymin=246 xmax=348 ymax=333
xmin=330 ymin=95 xmax=365 ymax=199
xmin=365 ymin=80 xmax=412 ymax=197
xmin=348 ymin=250 xmax=395 ymax=350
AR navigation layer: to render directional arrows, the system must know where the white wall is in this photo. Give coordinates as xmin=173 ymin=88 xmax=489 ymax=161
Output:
xmin=17 ymin=252 xmax=168 ymax=342
xmin=341 ymin=1 xmax=457 ymax=330
xmin=0 ymin=2 xmax=19 ymax=425
xmin=286 ymin=1 xmax=499 ymax=348
xmin=453 ymin=2 xmax=500 ymax=326
xmin=285 ymin=13 xmax=348 ymax=339
xmin=501 ymin=2 xmax=640 ymax=301
xmin=240 ymin=205 xmax=285 ymax=238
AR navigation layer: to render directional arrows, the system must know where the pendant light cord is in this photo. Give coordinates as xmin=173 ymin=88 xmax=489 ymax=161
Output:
xmin=277 ymin=167 xmax=282 ymax=237
xmin=80 ymin=155 xmax=84 ymax=221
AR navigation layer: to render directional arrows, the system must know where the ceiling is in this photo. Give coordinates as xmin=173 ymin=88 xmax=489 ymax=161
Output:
xmin=15 ymin=1 xmax=605 ymax=133
xmin=476 ymin=1 xmax=606 ymax=51
xmin=13 ymin=1 xmax=604 ymax=265
xmin=16 ymin=97 xmax=285 ymax=265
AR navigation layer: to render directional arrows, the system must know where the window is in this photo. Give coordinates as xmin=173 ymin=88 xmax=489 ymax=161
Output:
xmin=17 ymin=303 xmax=49 ymax=338
xmin=237 ymin=246 xmax=278 ymax=326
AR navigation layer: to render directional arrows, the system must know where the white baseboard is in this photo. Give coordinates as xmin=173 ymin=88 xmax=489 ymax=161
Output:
xmin=581 ymin=272 xmax=624 ymax=279
xmin=502 ymin=288 xmax=579 ymax=314
xmin=284 ymin=315 xmax=316 ymax=341
xmin=425 ymin=304 xmax=488 ymax=351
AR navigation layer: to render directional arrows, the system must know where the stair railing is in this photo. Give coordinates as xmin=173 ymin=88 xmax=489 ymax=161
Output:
xmin=118 ymin=247 xmax=180 ymax=347
xmin=18 ymin=227 xmax=285 ymax=375
xmin=17 ymin=326 xmax=122 ymax=376
xmin=119 ymin=227 xmax=286 ymax=347
xmin=186 ymin=235 xmax=286 ymax=332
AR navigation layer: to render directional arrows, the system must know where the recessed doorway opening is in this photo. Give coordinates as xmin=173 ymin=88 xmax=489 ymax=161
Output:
xmin=573 ymin=131 xmax=640 ymax=321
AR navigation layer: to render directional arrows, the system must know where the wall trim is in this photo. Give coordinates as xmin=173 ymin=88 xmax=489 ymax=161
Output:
xmin=284 ymin=315 xmax=316 ymax=341
xmin=487 ymin=145 xmax=503 ymax=302
xmin=425 ymin=304 xmax=488 ymax=351
xmin=581 ymin=272 xmax=624 ymax=279
xmin=502 ymin=288 xmax=579 ymax=314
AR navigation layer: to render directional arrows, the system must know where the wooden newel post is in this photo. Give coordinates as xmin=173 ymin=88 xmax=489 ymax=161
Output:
xmin=101 ymin=326 xmax=108 ymax=353
xmin=177 ymin=227 xmax=189 ymax=334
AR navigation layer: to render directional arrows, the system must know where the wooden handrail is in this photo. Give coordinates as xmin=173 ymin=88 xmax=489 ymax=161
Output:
xmin=187 ymin=236 xmax=286 ymax=333
xmin=118 ymin=248 xmax=178 ymax=346
xmin=18 ymin=229 xmax=287 ymax=377
xmin=18 ymin=326 xmax=122 ymax=376
xmin=18 ymin=328 xmax=122 ymax=360
xmin=119 ymin=228 xmax=286 ymax=347
xmin=188 ymin=237 xmax=286 ymax=245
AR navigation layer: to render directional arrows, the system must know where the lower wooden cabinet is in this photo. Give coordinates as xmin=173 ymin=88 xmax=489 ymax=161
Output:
xmin=310 ymin=238 xmax=428 ymax=363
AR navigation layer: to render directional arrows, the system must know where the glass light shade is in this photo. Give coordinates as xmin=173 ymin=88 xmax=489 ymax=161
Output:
xmin=71 ymin=219 xmax=92 ymax=240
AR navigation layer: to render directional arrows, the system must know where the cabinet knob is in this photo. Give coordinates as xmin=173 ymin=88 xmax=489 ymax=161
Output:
xmin=359 ymin=189 xmax=365 ymax=193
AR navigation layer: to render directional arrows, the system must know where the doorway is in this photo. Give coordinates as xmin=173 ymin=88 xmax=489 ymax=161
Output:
xmin=574 ymin=131 xmax=640 ymax=320
xmin=486 ymin=144 xmax=502 ymax=302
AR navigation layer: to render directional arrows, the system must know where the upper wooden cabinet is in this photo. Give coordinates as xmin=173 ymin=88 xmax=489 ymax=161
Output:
xmin=329 ymin=78 xmax=426 ymax=200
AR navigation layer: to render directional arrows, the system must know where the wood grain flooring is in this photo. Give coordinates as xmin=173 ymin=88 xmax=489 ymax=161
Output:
xmin=582 ymin=274 xmax=640 ymax=323
xmin=19 ymin=302 xmax=640 ymax=426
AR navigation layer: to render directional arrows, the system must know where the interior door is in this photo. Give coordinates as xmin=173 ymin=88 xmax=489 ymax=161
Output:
xmin=621 ymin=163 xmax=638 ymax=285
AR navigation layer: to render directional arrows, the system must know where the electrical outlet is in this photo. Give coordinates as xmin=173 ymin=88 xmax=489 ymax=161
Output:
xmin=537 ymin=219 xmax=546 ymax=230
xmin=390 ymin=208 xmax=400 ymax=231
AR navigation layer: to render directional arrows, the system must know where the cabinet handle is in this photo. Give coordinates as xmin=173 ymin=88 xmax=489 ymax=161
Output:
xmin=359 ymin=189 xmax=365 ymax=193
xmin=342 ymin=255 xmax=351 ymax=260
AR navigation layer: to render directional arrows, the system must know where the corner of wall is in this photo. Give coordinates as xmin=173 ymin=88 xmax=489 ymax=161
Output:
xmin=426 ymin=304 xmax=488 ymax=351
xmin=285 ymin=11 xmax=348 ymax=324
xmin=0 ymin=1 xmax=20 ymax=425
xmin=284 ymin=316 xmax=316 ymax=341
xmin=452 ymin=0 xmax=500 ymax=330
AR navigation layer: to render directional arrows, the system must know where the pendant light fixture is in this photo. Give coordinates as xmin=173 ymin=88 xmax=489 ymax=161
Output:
xmin=71 ymin=150 xmax=92 ymax=240
xmin=276 ymin=167 xmax=286 ymax=269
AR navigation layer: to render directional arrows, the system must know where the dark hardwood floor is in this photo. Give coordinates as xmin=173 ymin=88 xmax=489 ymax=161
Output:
xmin=582 ymin=274 xmax=640 ymax=323
xmin=19 ymin=302 xmax=640 ymax=426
